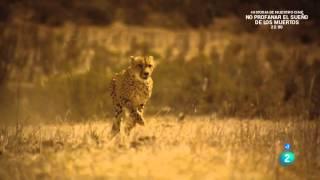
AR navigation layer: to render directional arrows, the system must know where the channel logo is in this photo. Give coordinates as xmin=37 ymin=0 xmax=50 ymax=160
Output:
xmin=279 ymin=143 xmax=295 ymax=166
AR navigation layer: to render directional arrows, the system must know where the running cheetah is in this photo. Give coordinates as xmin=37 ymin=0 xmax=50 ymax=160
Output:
xmin=110 ymin=56 xmax=156 ymax=137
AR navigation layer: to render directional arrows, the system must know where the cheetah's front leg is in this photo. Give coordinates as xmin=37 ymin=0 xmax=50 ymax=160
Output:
xmin=119 ymin=99 xmax=145 ymax=135
xmin=123 ymin=108 xmax=144 ymax=136
xmin=121 ymin=98 xmax=145 ymax=125
xmin=136 ymin=104 xmax=145 ymax=125
xmin=130 ymin=108 xmax=144 ymax=126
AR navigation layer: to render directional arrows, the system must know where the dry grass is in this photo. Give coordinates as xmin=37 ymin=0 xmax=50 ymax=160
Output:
xmin=0 ymin=116 xmax=319 ymax=180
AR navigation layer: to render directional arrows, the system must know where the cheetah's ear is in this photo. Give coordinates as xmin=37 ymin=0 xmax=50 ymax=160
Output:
xmin=149 ymin=56 xmax=159 ymax=67
xmin=130 ymin=56 xmax=136 ymax=64
xmin=148 ymin=56 xmax=154 ymax=62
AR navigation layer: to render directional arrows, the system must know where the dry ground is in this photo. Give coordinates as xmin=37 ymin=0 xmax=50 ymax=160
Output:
xmin=0 ymin=116 xmax=319 ymax=180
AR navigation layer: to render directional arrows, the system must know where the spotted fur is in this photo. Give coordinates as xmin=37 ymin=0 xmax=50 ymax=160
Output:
xmin=110 ymin=56 xmax=155 ymax=136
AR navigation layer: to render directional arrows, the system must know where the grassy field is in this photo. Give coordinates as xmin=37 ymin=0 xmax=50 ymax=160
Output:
xmin=0 ymin=116 xmax=319 ymax=180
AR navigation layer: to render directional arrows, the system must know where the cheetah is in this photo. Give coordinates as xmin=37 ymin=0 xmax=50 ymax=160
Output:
xmin=110 ymin=56 xmax=156 ymax=137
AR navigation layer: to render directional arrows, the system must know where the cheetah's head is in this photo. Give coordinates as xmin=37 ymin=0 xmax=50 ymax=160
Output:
xmin=130 ymin=56 xmax=156 ymax=80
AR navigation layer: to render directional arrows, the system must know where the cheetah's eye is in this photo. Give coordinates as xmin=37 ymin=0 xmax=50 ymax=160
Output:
xmin=137 ymin=64 xmax=143 ymax=68
xmin=147 ymin=64 xmax=152 ymax=68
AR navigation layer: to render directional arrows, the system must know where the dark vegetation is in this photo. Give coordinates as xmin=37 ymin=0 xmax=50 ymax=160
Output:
xmin=0 ymin=0 xmax=319 ymax=27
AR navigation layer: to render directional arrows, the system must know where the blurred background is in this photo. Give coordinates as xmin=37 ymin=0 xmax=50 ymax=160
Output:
xmin=0 ymin=0 xmax=320 ymax=122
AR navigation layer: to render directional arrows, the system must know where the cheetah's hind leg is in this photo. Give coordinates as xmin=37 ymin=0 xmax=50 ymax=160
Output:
xmin=109 ymin=104 xmax=123 ymax=139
